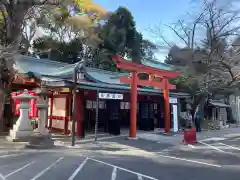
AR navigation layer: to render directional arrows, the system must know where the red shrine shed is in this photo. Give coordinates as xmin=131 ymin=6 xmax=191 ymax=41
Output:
xmin=9 ymin=55 xmax=189 ymax=137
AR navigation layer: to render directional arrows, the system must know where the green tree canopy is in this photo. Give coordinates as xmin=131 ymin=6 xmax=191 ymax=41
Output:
xmin=33 ymin=6 xmax=158 ymax=71
xmin=95 ymin=7 xmax=157 ymax=69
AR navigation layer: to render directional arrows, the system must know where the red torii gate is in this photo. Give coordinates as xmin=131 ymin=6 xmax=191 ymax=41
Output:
xmin=112 ymin=56 xmax=180 ymax=138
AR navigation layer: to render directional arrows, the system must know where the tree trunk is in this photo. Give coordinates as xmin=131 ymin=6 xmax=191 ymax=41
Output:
xmin=0 ymin=48 xmax=16 ymax=134
xmin=0 ymin=89 xmax=6 ymax=134
xmin=0 ymin=4 xmax=29 ymax=133
xmin=191 ymin=93 xmax=207 ymax=121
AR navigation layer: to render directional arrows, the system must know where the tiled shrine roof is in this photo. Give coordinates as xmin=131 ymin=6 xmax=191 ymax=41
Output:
xmin=14 ymin=55 xmax=189 ymax=97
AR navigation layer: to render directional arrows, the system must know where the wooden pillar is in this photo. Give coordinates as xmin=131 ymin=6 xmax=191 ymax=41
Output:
xmin=163 ymin=79 xmax=170 ymax=133
xmin=129 ymin=71 xmax=137 ymax=138
xmin=68 ymin=95 xmax=72 ymax=134
xmin=76 ymin=91 xmax=84 ymax=137
xmin=64 ymin=95 xmax=69 ymax=134
xmin=49 ymin=95 xmax=54 ymax=129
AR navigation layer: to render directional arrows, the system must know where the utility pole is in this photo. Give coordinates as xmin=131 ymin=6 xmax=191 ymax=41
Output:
xmin=94 ymin=90 xmax=99 ymax=142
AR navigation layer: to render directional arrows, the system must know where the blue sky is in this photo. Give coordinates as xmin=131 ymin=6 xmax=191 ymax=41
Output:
xmin=94 ymin=0 xmax=193 ymax=61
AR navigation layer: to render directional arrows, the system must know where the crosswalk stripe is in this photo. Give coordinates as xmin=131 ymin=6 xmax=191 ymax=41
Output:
xmin=30 ymin=157 xmax=64 ymax=180
xmin=111 ymin=167 xmax=117 ymax=180
xmin=5 ymin=161 xmax=36 ymax=178
xmin=68 ymin=157 xmax=88 ymax=180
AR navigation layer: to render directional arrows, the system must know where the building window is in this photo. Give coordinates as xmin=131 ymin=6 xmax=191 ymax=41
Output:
xmin=125 ymin=102 xmax=130 ymax=109
xmin=86 ymin=100 xmax=92 ymax=109
xmin=120 ymin=102 xmax=125 ymax=109
xmin=120 ymin=102 xmax=130 ymax=110
xmin=99 ymin=101 xmax=105 ymax=109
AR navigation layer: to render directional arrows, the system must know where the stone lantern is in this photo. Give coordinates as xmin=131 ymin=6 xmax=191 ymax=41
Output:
xmin=26 ymin=87 xmax=54 ymax=149
xmin=7 ymin=89 xmax=36 ymax=142
xmin=35 ymin=88 xmax=50 ymax=134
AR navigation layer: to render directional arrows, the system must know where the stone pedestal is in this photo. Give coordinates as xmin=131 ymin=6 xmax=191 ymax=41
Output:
xmin=7 ymin=89 xmax=36 ymax=142
xmin=26 ymin=88 xmax=54 ymax=149
xmin=26 ymin=133 xmax=54 ymax=149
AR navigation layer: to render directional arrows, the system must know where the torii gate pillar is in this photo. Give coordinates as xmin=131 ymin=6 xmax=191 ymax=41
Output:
xmin=129 ymin=72 xmax=138 ymax=138
xmin=163 ymin=79 xmax=170 ymax=133
xmin=112 ymin=56 xmax=179 ymax=138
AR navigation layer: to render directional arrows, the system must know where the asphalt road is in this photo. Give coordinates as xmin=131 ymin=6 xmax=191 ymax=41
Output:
xmin=1 ymin=133 xmax=240 ymax=180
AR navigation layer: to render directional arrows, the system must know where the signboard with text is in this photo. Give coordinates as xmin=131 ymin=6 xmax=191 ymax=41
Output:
xmin=98 ymin=93 xmax=123 ymax=100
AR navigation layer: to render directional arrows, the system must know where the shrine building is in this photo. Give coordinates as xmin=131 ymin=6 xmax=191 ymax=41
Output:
xmin=8 ymin=55 xmax=189 ymax=137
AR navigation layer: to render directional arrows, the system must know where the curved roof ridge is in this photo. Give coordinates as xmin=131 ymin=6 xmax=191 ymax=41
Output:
xmin=84 ymin=67 xmax=129 ymax=85
xmin=15 ymin=54 xmax=69 ymax=66
xmin=86 ymin=67 xmax=127 ymax=75
xmin=143 ymin=59 xmax=173 ymax=71
xmin=54 ymin=63 xmax=77 ymax=71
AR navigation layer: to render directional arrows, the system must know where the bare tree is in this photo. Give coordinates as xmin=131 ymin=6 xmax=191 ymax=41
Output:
xmin=153 ymin=0 xmax=240 ymax=116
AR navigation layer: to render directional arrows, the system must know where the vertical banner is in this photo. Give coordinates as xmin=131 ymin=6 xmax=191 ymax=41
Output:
xmin=173 ymin=105 xmax=178 ymax=132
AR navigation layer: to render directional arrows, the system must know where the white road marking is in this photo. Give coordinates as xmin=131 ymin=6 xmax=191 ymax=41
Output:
xmin=218 ymin=143 xmax=240 ymax=151
xmin=201 ymin=137 xmax=226 ymax=142
xmin=0 ymin=153 xmax=26 ymax=158
xmin=188 ymin=144 xmax=196 ymax=149
xmin=138 ymin=174 xmax=143 ymax=180
xmin=68 ymin=157 xmax=88 ymax=180
xmin=158 ymin=153 xmax=221 ymax=168
xmin=30 ymin=157 xmax=64 ymax=180
xmin=198 ymin=141 xmax=225 ymax=152
xmin=111 ymin=167 xmax=117 ymax=180
xmin=4 ymin=161 xmax=36 ymax=178
xmin=88 ymin=158 xmax=159 ymax=180
xmin=0 ymin=173 xmax=6 ymax=180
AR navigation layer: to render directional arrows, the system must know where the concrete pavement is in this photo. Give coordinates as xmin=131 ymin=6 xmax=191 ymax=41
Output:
xmin=1 ymin=128 xmax=240 ymax=180
xmin=0 ymin=135 xmax=240 ymax=180
xmin=0 ymin=149 xmax=162 ymax=180
xmin=137 ymin=127 xmax=240 ymax=144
